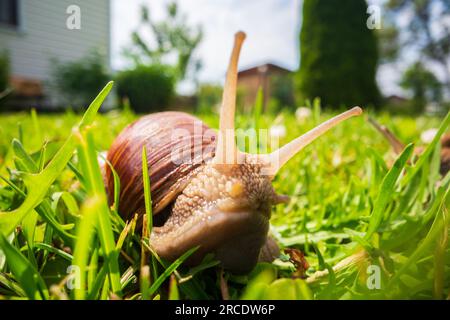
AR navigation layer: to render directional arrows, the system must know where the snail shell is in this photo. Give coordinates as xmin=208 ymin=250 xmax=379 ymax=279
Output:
xmin=105 ymin=112 xmax=216 ymax=222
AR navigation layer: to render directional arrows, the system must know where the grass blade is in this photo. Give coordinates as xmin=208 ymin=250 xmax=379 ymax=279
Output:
xmin=72 ymin=197 xmax=98 ymax=300
xmin=365 ymin=143 xmax=414 ymax=239
xmin=0 ymin=233 xmax=49 ymax=299
xmin=76 ymin=131 xmax=122 ymax=296
xmin=404 ymin=110 xmax=450 ymax=185
xmin=389 ymin=188 xmax=449 ymax=287
xmin=142 ymin=146 xmax=153 ymax=235
xmin=147 ymin=246 xmax=198 ymax=296
xmin=0 ymin=82 xmax=113 ymax=236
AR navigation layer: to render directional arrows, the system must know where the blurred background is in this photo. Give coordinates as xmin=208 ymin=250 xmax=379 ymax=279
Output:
xmin=0 ymin=0 xmax=449 ymax=115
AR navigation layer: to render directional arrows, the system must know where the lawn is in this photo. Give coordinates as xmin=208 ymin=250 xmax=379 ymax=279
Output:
xmin=0 ymin=85 xmax=449 ymax=300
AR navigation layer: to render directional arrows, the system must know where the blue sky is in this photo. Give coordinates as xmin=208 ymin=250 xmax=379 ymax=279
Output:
xmin=110 ymin=0 xmax=407 ymax=96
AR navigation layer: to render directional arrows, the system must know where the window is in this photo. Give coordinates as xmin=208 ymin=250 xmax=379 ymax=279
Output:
xmin=0 ymin=0 xmax=19 ymax=28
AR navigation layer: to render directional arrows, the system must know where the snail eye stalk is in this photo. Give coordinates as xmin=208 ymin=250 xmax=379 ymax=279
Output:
xmin=214 ymin=31 xmax=246 ymax=166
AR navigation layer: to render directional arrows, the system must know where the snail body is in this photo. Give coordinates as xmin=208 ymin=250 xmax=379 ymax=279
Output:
xmin=105 ymin=32 xmax=362 ymax=273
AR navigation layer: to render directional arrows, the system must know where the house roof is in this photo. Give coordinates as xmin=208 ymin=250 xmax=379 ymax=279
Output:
xmin=238 ymin=62 xmax=293 ymax=77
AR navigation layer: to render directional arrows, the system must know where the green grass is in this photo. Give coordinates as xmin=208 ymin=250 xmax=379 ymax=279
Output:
xmin=0 ymin=83 xmax=449 ymax=300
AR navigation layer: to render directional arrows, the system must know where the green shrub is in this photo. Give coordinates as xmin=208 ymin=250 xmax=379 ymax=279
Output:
xmin=51 ymin=52 xmax=110 ymax=107
xmin=197 ymin=83 xmax=222 ymax=113
xmin=115 ymin=64 xmax=175 ymax=113
xmin=0 ymin=51 xmax=9 ymax=92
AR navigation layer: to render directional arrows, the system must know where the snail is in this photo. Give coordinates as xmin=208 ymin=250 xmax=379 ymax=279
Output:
xmin=368 ymin=117 xmax=450 ymax=176
xmin=104 ymin=32 xmax=363 ymax=273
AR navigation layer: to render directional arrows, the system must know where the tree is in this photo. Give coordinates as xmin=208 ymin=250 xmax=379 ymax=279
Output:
xmin=296 ymin=0 xmax=380 ymax=108
xmin=125 ymin=2 xmax=203 ymax=81
xmin=400 ymin=61 xmax=442 ymax=113
xmin=383 ymin=0 xmax=450 ymax=94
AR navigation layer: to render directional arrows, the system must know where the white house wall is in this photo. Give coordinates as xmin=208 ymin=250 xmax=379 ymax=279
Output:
xmin=0 ymin=0 xmax=111 ymax=107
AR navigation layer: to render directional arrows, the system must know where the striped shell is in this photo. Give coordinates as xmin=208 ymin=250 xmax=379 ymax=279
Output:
xmin=105 ymin=111 xmax=216 ymax=221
